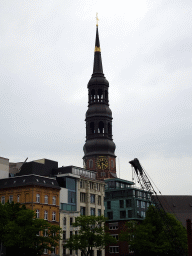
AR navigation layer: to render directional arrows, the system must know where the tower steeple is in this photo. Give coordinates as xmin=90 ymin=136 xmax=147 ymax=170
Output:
xmin=83 ymin=24 xmax=116 ymax=180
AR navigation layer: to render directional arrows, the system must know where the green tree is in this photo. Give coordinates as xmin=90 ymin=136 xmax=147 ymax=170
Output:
xmin=120 ymin=205 xmax=188 ymax=256
xmin=0 ymin=202 xmax=62 ymax=256
xmin=64 ymin=215 xmax=117 ymax=256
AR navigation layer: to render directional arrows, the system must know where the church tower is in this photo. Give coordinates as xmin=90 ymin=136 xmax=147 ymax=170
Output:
xmin=83 ymin=23 xmax=116 ymax=180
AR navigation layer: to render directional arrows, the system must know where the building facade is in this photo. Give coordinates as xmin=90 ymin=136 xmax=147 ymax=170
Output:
xmin=53 ymin=166 xmax=105 ymax=256
xmin=0 ymin=173 xmax=60 ymax=255
xmin=104 ymin=178 xmax=152 ymax=256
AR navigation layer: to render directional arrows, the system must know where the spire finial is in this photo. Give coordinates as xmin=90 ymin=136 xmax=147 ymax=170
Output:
xmin=96 ymin=13 xmax=99 ymax=26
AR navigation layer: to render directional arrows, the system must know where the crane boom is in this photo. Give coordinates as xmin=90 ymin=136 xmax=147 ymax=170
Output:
xmin=129 ymin=158 xmax=186 ymax=256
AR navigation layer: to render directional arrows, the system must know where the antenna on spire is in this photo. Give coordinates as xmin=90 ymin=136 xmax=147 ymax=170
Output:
xmin=96 ymin=13 xmax=99 ymax=26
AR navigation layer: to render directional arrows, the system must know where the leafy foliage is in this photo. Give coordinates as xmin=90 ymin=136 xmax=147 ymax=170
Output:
xmin=0 ymin=202 xmax=61 ymax=256
xmin=120 ymin=205 xmax=188 ymax=256
xmin=64 ymin=215 xmax=117 ymax=256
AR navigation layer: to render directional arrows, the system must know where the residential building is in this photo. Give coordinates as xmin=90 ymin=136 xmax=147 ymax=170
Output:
xmin=0 ymin=156 xmax=9 ymax=179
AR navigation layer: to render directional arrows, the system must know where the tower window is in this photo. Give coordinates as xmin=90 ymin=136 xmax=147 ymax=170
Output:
xmin=111 ymin=160 xmax=114 ymax=168
xmin=91 ymin=89 xmax=95 ymax=102
xmin=89 ymin=159 xmax=93 ymax=168
xmin=98 ymin=89 xmax=103 ymax=102
xmin=105 ymin=90 xmax=108 ymax=102
xmin=90 ymin=122 xmax=95 ymax=134
xmin=98 ymin=121 xmax=104 ymax=134
xmin=108 ymin=122 xmax=112 ymax=136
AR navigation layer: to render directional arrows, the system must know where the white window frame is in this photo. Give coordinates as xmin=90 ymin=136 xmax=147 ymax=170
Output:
xmin=36 ymin=194 xmax=40 ymax=203
xmin=109 ymin=246 xmax=119 ymax=253
xmin=52 ymin=211 xmax=56 ymax=221
xmin=52 ymin=196 xmax=56 ymax=205
xmin=17 ymin=195 xmax=20 ymax=202
xmin=36 ymin=209 xmax=40 ymax=219
xmin=1 ymin=196 xmax=5 ymax=204
xmin=44 ymin=195 xmax=48 ymax=204
xmin=44 ymin=210 xmax=48 ymax=220
xmin=9 ymin=195 xmax=13 ymax=203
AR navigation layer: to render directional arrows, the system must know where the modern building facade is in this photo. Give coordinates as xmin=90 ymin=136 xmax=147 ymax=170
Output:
xmin=83 ymin=24 xmax=116 ymax=180
xmin=53 ymin=166 xmax=105 ymax=256
xmin=104 ymin=178 xmax=152 ymax=256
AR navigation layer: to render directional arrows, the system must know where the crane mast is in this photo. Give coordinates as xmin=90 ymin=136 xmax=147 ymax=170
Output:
xmin=129 ymin=158 xmax=186 ymax=256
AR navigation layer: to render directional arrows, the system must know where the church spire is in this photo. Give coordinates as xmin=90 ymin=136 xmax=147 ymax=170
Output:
xmin=83 ymin=20 xmax=116 ymax=180
xmin=93 ymin=25 xmax=103 ymax=76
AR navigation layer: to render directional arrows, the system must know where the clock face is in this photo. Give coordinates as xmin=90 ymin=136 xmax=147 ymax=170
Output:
xmin=97 ymin=157 xmax=108 ymax=170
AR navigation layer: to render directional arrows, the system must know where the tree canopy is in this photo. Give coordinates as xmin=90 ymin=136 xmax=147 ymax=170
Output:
xmin=64 ymin=215 xmax=117 ymax=256
xmin=0 ymin=202 xmax=61 ymax=256
xmin=120 ymin=205 xmax=188 ymax=256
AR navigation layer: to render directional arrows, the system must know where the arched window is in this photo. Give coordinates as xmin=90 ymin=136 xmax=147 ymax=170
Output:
xmin=89 ymin=159 xmax=93 ymax=168
xmin=111 ymin=160 xmax=114 ymax=168
xmin=98 ymin=121 xmax=104 ymax=134
xmin=98 ymin=89 xmax=103 ymax=102
xmin=44 ymin=195 xmax=48 ymax=204
xmin=90 ymin=122 xmax=95 ymax=134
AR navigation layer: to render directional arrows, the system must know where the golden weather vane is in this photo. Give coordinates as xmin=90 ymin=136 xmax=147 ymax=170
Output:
xmin=96 ymin=12 xmax=99 ymax=26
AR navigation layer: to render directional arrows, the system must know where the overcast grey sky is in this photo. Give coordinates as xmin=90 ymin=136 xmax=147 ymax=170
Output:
xmin=1 ymin=0 xmax=192 ymax=195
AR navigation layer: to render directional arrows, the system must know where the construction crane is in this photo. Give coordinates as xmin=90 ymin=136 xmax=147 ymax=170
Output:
xmin=129 ymin=158 xmax=186 ymax=256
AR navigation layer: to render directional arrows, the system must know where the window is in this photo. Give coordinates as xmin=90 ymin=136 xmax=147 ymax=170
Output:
xmin=70 ymin=231 xmax=73 ymax=238
xmin=111 ymin=160 xmax=114 ymax=168
xmin=1 ymin=196 xmax=5 ymax=204
xmin=36 ymin=194 xmax=40 ymax=203
xmin=119 ymin=200 xmax=124 ymax=208
xmin=109 ymin=223 xmax=118 ymax=230
xmin=89 ymin=159 xmax=93 ymax=168
xmin=63 ymin=231 xmax=66 ymax=240
xmin=63 ymin=247 xmax=66 ymax=255
xmin=111 ymin=234 xmax=119 ymax=241
xmin=68 ymin=191 xmax=76 ymax=204
xmin=44 ymin=248 xmax=48 ymax=254
xmin=70 ymin=217 xmax=73 ymax=225
xmin=96 ymin=183 xmax=100 ymax=191
xmin=44 ymin=229 xmax=48 ymax=237
xmin=44 ymin=210 xmax=48 ymax=220
xmin=97 ymin=250 xmax=102 ymax=256
xmin=63 ymin=217 xmax=66 ymax=225
xmin=80 ymin=206 xmax=86 ymax=216
xmin=80 ymin=192 xmax=86 ymax=202
xmin=90 ymin=182 xmax=94 ymax=190
xmin=98 ymin=209 xmax=101 ymax=216
xmin=126 ymin=199 xmax=132 ymax=207
xmin=70 ymin=249 xmax=73 ymax=255
xmin=128 ymin=210 xmax=133 ymax=218
xmin=141 ymin=201 xmax=145 ymax=208
xmin=90 ymin=194 xmax=95 ymax=204
xmin=52 ymin=196 xmax=56 ymax=205
xmin=9 ymin=195 xmax=13 ymax=203
xmin=90 ymin=207 xmax=95 ymax=216
xmin=107 ymin=201 xmax=111 ymax=209
xmin=17 ymin=195 xmax=20 ymax=202
xmin=36 ymin=209 xmax=40 ymax=219
xmin=44 ymin=195 xmax=48 ymax=204
xmin=109 ymin=246 xmax=119 ymax=253
xmin=52 ymin=247 xmax=56 ymax=254
xmin=120 ymin=211 xmax=126 ymax=219
xmin=98 ymin=196 xmax=101 ymax=205
xmin=52 ymin=211 xmax=56 ymax=221
xmin=107 ymin=212 xmax=113 ymax=220
xmin=137 ymin=200 xmax=140 ymax=208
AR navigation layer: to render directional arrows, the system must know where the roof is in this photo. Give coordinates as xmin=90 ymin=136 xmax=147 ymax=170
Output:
xmin=0 ymin=174 xmax=60 ymax=190
xmin=152 ymin=195 xmax=192 ymax=227
xmin=105 ymin=177 xmax=135 ymax=185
